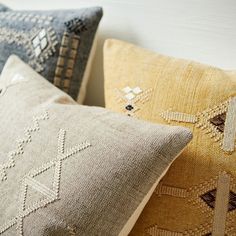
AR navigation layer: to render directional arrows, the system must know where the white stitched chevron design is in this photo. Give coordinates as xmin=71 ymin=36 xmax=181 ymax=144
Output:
xmin=0 ymin=111 xmax=49 ymax=182
xmin=0 ymin=129 xmax=91 ymax=235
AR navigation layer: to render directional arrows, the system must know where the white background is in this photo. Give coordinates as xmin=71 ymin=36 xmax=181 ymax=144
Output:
xmin=2 ymin=0 xmax=236 ymax=106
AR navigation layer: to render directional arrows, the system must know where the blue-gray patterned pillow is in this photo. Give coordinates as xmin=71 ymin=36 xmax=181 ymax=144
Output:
xmin=0 ymin=3 xmax=9 ymax=12
xmin=0 ymin=6 xmax=103 ymax=100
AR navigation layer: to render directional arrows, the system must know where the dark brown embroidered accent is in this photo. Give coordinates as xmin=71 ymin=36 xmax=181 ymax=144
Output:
xmin=201 ymin=189 xmax=236 ymax=212
xmin=200 ymin=189 xmax=217 ymax=209
xmin=210 ymin=112 xmax=226 ymax=133
xmin=228 ymin=191 xmax=236 ymax=211
xmin=64 ymin=18 xmax=87 ymax=34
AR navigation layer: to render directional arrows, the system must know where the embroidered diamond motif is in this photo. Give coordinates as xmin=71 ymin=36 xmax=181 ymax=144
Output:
xmin=122 ymin=86 xmax=132 ymax=94
xmin=0 ymin=128 xmax=91 ymax=235
xmin=116 ymin=86 xmax=153 ymax=117
xmin=122 ymin=86 xmax=143 ymax=101
xmin=32 ymin=29 xmax=49 ymax=57
xmin=125 ymin=92 xmax=135 ymax=100
xmin=132 ymin=87 xmax=142 ymax=94
xmin=0 ymin=27 xmax=58 ymax=72
xmin=200 ymin=189 xmax=236 ymax=212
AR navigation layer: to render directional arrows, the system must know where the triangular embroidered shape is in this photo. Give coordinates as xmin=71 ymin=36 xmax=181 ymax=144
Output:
xmin=33 ymin=163 xmax=55 ymax=190
xmin=160 ymin=97 xmax=236 ymax=153
xmin=24 ymin=184 xmax=46 ymax=211
xmin=209 ymin=113 xmax=226 ymax=133
xmin=196 ymin=99 xmax=229 ymax=143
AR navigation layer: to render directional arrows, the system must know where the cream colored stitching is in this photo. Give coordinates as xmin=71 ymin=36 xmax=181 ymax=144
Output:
xmin=155 ymin=183 xmax=188 ymax=198
xmin=222 ymin=97 xmax=236 ymax=153
xmin=0 ymin=12 xmax=53 ymax=25
xmin=146 ymin=226 xmax=183 ymax=236
xmin=0 ymin=111 xmax=49 ymax=182
xmin=0 ymin=129 xmax=91 ymax=235
xmin=160 ymin=110 xmax=198 ymax=124
xmin=0 ymin=27 xmax=58 ymax=73
xmin=160 ymin=97 xmax=235 ymax=153
xmin=116 ymin=87 xmax=153 ymax=116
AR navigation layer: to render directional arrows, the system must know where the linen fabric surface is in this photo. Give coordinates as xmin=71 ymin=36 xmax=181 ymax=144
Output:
xmin=104 ymin=39 xmax=236 ymax=236
xmin=0 ymin=5 xmax=102 ymax=101
xmin=0 ymin=55 xmax=192 ymax=236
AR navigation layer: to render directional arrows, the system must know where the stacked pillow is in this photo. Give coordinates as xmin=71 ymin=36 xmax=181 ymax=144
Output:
xmin=0 ymin=55 xmax=192 ymax=235
xmin=104 ymin=39 xmax=236 ymax=235
xmin=0 ymin=4 xmax=210 ymax=236
xmin=0 ymin=4 xmax=102 ymax=102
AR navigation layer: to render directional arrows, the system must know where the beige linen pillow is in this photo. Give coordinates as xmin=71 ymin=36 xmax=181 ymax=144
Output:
xmin=0 ymin=56 xmax=192 ymax=236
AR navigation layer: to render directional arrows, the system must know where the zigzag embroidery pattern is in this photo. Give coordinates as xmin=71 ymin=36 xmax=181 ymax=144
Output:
xmin=0 ymin=111 xmax=49 ymax=181
xmin=0 ymin=129 xmax=91 ymax=236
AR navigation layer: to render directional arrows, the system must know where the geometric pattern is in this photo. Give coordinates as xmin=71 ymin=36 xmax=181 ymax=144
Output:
xmin=0 ymin=129 xmax=91 ymax=236
xmin=201 ymin=189 xmax=236 ymax=212
xmin=160 ymin=97 xmax=236 ymax=153
xmin=0 ymin=111 xmax=49 ymax=182
xmin=0 ymin=26 xmax=58 ymax=73
xmin=64 ymin=17 xmax=87 ymax=34
xmin=53 ymin=18 xmax=87 ymax=93
xmin=148 ymin=172 xmax=236 ymax=235
xmin=0 ymin=12 xmax=53 ymax=25
xmin=32 ymin=29 xmax=49 ymax=57
xmin=200 ymin=189 xmax=217 ymax=209
xmin=209 ymin=113 xmax=226 ymax=133
xmin=116 ymin=86 xmax=153 ymax=116
xmin=27 ymin=27 xmax=58 ymax=72
xmin=54 ymin=31 xmax=80 ymax=93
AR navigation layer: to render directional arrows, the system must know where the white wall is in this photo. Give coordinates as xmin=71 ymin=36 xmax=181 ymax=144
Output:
xmin=2 ymin=0 xmax=236 ymax=106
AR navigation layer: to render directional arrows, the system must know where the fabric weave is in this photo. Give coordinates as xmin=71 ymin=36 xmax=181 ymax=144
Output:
xmin=0 ymin=55 xmax=192 ymax=236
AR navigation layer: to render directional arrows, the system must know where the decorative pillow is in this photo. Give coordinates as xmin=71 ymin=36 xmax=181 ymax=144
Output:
xmin=104 ymin=39 xmax=236 ymax=235
xmin=0 ymin=55 xmax=192 ymax=236
xmin=0 ymin=6 xmax=102 ymax=101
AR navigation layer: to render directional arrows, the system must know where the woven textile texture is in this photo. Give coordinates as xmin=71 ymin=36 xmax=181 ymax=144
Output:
xmin=0 ymin=5 xmax=102 ymax=101
xmin=104 ymin=39 xmax=236 ymax=236
xmin=0 ymin=55 xmax=192 ymax=236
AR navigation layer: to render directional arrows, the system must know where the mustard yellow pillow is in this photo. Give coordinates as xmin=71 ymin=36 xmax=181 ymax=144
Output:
xmin=104 ymin=39 xmax=236 ymax=236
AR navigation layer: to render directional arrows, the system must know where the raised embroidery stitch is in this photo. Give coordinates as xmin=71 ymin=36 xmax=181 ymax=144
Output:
xmin=0 ymin=111 xmax=49 ymax=182
xmin=116 ymin=86 xmax=153 ymax=116
xmin=0 ymin=129 xmax=91 ymax=235
xmin=0 ymin=12 xmax=53 ymax=25
xmin=0 ymin=26 xmax=58 ymax=73
xmin=160 ymin=97 xmax=236 ymax=153
xmin=153 ymin=172 xmax=236 ymax=235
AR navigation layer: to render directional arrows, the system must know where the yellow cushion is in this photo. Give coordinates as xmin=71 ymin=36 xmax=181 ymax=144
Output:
xmin=104 ymin=39 xmax=236 ymax=235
